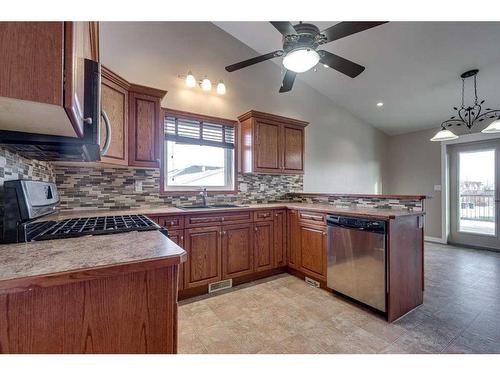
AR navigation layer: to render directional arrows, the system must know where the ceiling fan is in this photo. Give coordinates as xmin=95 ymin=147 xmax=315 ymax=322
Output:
xmin=225 ymin=21 xmax=387 ymax=93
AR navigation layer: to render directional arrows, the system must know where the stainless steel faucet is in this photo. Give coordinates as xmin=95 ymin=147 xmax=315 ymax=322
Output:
xmin=199 ymin=187 xmax=208 ymax=206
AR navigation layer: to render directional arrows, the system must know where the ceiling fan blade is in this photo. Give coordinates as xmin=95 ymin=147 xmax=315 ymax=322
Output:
xmin=318 ymin=51 xmax=365 ymax=78
xmin=279 ymin=70 xmax=297 ymax=93
xmin=225 ymin=50 xmax=283 ymax=72
xmin=270 ymin=21 xmax=297 ymax=36
xmin=321 ymin=21 xmax=387 ymax=43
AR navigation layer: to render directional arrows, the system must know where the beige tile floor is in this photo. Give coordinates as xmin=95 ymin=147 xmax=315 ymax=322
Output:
xmin=178 ymin=242 xmax=500 ymax=354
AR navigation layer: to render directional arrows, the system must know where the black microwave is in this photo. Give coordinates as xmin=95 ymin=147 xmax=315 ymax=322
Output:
xmin=0 ymin=59 xmax=109 ymax=162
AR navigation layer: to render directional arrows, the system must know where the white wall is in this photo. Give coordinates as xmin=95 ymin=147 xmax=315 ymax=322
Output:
xmin=384 ymin=128 xmax=442 ymax=238
xmin=100 ymin=22 xmax=388 ymax=194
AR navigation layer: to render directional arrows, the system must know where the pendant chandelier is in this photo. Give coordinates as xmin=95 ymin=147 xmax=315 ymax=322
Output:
xmin=430 ymin=69 xmax=500 ymax=141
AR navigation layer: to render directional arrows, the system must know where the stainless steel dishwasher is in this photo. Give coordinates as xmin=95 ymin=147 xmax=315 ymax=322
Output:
xmin=327 ymin=215 xmax=387 ymax=312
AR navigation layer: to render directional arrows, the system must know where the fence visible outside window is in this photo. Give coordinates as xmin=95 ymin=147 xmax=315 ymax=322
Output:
xmin=162 ymin=110 xmax=236 ymax=192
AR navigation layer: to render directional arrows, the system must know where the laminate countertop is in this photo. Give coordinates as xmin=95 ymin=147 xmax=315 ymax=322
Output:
xmin=0 ymin=202 xmax=422 ymax=293
xmin=0 ymin=230 xmax=186 ymax=293
xmin=42 ymin=202 xmax=424 ymax=221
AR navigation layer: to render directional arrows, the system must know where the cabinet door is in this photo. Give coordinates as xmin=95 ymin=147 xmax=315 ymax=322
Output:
xmin=282 ymin=125 xmax=304 ymax=173
xmin=254 ymin=120 xmax=281 ymax=172
xmin=274 ymin=210 xmax=287 ymax=267
xmin=254 ymin=221 xmax=274 ymax=272
xmin=221 ymin=223 xmax=254 ymax=279
xmin=300 ymin=224 xmax=327 ymax=280
xmin=287 ymin=210 xmax=300 ymax=270
xmin=184 ymin=226 xmax=222 ymax=289
xmin=128 ymin=92 xmax=161 ymax=168
xmin=64 ymin=22 xmax=98 ymax=138
xmin=100 ymin=69 xmax=128 ymax=165
xmin=168 ymin=230 xmax=185 ymax=291
xmin=0 ymin=22 xmax=64 ymax=106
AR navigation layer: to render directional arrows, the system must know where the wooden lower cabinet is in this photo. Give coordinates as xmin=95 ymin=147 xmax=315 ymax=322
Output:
xmin=0 ymin=266 xmax=179 ymax=353
xmin=221 ymin=223 xmax=254 ymax=279
xmin=274 ymin=209 xmax=287 ymax=267
xmin=184 ymin=226 xmax=222 ymax=289
xmin=287 ymin=210 xmax=300 ymax=270
xmin=299 ymin=223 xmax=327 ymax=281
xmin=254 ymin=221 xmax=274 ymax=272
xmin=168 ymin=230 xmax=184 ymax=291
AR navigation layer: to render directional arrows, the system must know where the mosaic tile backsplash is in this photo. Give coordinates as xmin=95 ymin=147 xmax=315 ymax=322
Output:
xmin=286 ymin=194 xmax=423 ymax=211
xmin=0 ymin=147 xmax=422 ymax=214
xmin=55 ymin=165 xmax=303 ymax=210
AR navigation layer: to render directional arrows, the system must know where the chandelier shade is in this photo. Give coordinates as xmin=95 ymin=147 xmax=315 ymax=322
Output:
xmin=430 ymin=128 xmax=459 ymax=142
xmin=430 ymin=69 xmax=500 ymax=142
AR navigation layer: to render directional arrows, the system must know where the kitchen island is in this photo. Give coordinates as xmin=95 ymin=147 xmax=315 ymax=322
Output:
xmin=0 ymin=230 xmax=186 ymax=353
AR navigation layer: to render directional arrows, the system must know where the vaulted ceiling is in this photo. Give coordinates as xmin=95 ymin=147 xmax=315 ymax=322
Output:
xmin=214 ymin=22 xmax=500 ymax=135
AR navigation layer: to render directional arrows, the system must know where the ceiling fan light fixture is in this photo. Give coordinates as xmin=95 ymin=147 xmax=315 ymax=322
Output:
xmin=282 ymin=48 xmax=320 ymax=73
xmin=430 ymin=128 xmax=459 ymax=142
xmin=481 ymin=118 xmax=500 ymax=134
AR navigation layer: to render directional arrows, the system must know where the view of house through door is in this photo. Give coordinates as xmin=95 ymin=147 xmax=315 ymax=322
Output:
xmin=449 ymin=140 xmax=500 ymax=250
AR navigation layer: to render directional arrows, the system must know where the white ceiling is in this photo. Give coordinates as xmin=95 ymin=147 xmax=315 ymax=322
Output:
xmin=214 ymin=22 xmax=500 ymax=135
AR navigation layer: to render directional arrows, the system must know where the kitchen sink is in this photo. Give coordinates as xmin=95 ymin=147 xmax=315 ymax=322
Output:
xmin=177 ymin=204 xmax=246 ymax=210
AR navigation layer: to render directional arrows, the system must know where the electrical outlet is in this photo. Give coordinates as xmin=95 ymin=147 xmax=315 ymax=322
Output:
xmin=135 ymin=181 xmax=143 ymax=193
xmin=434 ymin=185 xmax=442 ymax=191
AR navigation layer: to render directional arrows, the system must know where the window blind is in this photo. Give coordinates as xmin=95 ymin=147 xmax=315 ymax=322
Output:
xmin=165 ymin=115 xmax=235 ymax=149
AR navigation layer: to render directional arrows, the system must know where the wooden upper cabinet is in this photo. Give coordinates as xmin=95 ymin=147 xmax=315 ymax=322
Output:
xmin=238 ymin=110 xmax=308 ymax=174
xmin=283 ymin=125 xmax=304 ymax=172
xmin=128 ymin=85 xmax=166 ymax=168
xmin=221 ymin=223 xmax=254 ymax=279
xmin=255 ymin=120 xmax=281 ymax=172
xmin=100 ymin=67 xmax=129 ymax=165
xmin=0 ymin=22 xmax=99 ymax=138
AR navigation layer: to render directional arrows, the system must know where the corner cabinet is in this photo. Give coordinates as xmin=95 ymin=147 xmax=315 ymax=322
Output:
xmin=238 ymin=110 xmax=308 ymax=174
xmin=98 ymin=67 xmax=166 ymax=168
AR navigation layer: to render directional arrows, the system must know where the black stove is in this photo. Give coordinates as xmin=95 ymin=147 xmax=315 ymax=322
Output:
xmin=26 ymin=214 xmax=161 ymax=242
xmin=1 ymin=180 xmax=164 ymax=243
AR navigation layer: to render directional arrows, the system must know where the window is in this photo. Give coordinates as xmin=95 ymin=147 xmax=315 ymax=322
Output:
xmin=162 ymin=110 xmax=237 ymax=193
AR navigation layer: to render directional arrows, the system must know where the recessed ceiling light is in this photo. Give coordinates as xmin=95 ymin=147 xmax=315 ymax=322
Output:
xmin=377 ymin=102 xmax=384 ymax=107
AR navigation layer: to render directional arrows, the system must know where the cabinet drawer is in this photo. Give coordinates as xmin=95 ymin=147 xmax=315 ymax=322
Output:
xmin=254 ymin=210 xmax=273 ymax=222
xmin=298 ymin=211 xmax=325 ymax=225
xmin=157 ymin=216 xmax=184 ymax=230
xmin=185 ymin=211 xmax=252 ymax=227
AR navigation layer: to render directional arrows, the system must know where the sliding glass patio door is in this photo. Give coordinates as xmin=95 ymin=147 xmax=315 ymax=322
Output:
xmin=449 ymin=140 xmax=500 ymax=250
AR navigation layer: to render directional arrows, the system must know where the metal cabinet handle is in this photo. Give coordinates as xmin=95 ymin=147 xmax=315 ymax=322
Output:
xmin=100 ymin=110 xmax=112 ymax=157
